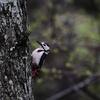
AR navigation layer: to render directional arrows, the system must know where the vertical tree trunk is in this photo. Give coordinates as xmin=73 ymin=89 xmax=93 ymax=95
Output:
xmin=0 ymin=0 xmax=33 ymax=100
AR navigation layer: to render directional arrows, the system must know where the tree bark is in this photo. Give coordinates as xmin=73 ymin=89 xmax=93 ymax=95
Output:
xmin=0 ymin=0 xmax=33 ymax=100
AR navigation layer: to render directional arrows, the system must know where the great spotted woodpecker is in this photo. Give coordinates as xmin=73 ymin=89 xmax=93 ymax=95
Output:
xmin=31 ymin=41 xmax=50 ymax=78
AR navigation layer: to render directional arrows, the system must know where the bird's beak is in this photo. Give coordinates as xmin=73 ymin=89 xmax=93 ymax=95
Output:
xmin=36 ymin=41 xmax=42 ymax=46
xmin=37 ymin=40 xmax=45 ymax=50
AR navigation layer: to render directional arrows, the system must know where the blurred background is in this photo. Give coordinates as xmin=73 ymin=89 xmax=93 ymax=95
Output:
xmin=27 ymin=0 xmax=100 ymax=100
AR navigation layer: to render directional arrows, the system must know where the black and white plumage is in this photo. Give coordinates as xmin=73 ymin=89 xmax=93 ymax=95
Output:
xmin=31 ymin=41 xmax=50 ymax=78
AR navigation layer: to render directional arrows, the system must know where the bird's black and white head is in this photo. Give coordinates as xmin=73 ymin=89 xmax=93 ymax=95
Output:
xmin=31 ymin=41 xmax=50 ymax=67
xmin=37 ymin=41 xmax=50 ymax=54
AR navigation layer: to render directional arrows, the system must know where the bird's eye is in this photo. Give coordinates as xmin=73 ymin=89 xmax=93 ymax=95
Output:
xmin=43 ymin=44 xmax=46 ymax=46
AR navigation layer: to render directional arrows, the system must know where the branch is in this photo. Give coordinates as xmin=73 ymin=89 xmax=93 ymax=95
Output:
xmin=46 ymin=74 xmax=100 ymax=100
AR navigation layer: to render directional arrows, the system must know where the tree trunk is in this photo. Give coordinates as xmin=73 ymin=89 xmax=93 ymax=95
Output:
xmin=0 ymin=0 xmax=33 ymax=100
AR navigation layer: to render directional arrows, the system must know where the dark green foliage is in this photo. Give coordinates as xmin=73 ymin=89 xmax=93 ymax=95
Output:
xmin=28 ymin=0 xmax=100 ymax=100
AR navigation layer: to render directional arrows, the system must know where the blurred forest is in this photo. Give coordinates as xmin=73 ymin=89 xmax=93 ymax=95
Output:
xmin=27 ymin=0 xmax=100 ymax=100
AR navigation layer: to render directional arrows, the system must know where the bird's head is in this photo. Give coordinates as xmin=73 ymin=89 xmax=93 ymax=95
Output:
xmin=37 ymin=41 xmax=50 ymax=54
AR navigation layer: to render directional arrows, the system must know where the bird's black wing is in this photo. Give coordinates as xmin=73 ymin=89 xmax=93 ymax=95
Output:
xmin=39 ymin=53 xmax=47 ymax=67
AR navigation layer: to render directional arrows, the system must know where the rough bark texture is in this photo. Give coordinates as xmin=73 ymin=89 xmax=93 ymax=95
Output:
xmin=0 ymin=0 xmax=33 ymax=100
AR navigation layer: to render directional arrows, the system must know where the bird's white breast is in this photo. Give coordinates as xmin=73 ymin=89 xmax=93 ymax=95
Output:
xmin=31 ymin=48 xmax=44 ymax=65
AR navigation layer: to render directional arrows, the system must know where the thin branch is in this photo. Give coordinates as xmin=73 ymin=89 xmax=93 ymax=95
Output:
xmin=46 ymin=74 xmax=100 ymax=100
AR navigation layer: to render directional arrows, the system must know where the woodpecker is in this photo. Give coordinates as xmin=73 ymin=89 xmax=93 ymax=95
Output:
xmin=31 ymin=41 xmax=50 ymax=78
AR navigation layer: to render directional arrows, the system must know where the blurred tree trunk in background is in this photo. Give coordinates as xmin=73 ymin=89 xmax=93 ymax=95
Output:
xmin=0 ymin=0 xmax=33 ymax=100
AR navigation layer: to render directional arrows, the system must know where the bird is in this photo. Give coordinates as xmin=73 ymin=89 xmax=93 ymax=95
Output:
xmin=31 ymin=41 xmax=50 ymax=78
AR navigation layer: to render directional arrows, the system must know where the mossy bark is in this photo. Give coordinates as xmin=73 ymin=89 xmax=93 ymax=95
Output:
xmin=0 ymin=0 xmax=33 ymax=100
